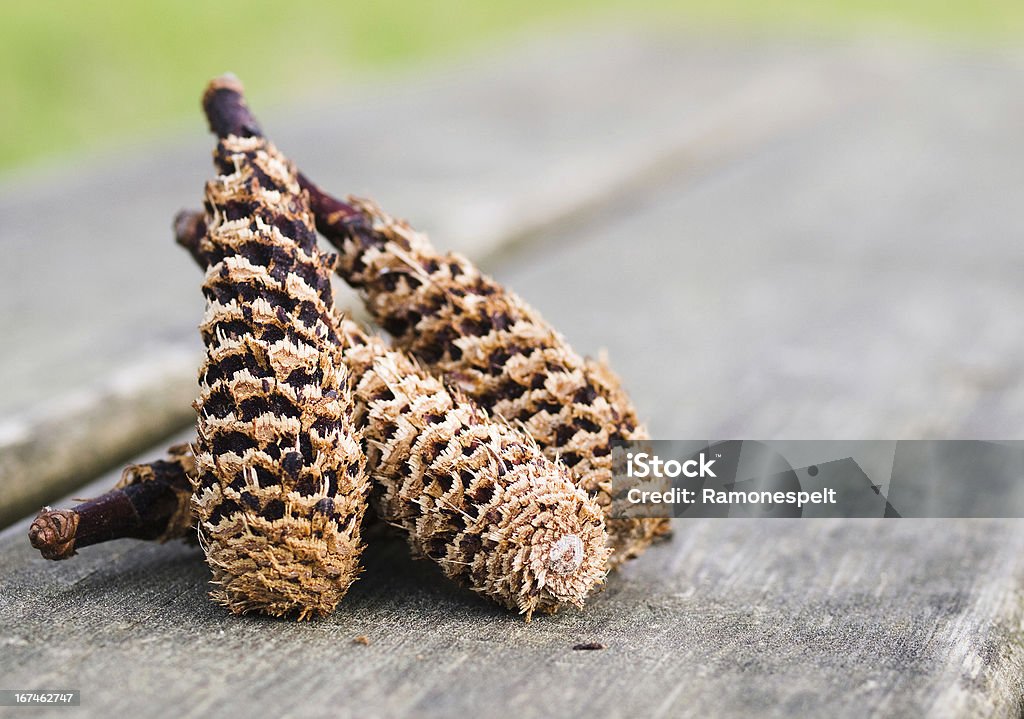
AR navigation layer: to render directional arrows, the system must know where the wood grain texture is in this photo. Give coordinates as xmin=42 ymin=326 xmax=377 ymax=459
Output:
xmin=2 ymin=463 xmax=1023 ymax=717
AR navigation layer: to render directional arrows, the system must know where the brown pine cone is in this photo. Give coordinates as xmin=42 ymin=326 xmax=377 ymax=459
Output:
xmin=191 ymin=77 xmax=369 ymax=620
xmin=307 ymin=193 xmax=671 ymax=566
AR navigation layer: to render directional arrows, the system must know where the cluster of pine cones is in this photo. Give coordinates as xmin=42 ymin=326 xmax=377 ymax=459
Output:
xmin=28 ymin=75 xmax=671 ymax=620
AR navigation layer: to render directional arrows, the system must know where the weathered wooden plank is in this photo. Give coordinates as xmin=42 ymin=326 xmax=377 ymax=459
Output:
xmin=2 ymin=470 xmax=1023 ymax=717
xmin=0 ymin=32 xmax=869 ymax=526
xmin=492 ymin=47 xmax=1024 ymax=443
xmin=475 ymin=44 xmax=1024 ymax=715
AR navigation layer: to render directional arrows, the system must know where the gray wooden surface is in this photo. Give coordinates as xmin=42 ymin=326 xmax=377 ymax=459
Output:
xmin=3 ymin=468 xmax=1023 ymax=718
xmin=3 ymin=30 xmax=1024 ymax=718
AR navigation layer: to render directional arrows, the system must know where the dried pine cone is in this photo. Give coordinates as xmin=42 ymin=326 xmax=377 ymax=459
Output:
xmin=199 ymin=79 xmax=664 ymax=567
xmin=191 ymin=76 xmax=369 ymax=620
xmin=200 ymin=76 xmax=608 ymax=616
xmin=340 ymin=324 xmax=610 ymax=616
xmin=28 ymin=445 xmax=195 ymax=560
xmin=34 ymin=249 xmax=609 ymax=615
xmin=305 ymin=190 xmax=670 ymax=566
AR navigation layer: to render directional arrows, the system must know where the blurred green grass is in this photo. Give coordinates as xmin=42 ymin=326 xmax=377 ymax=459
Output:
xmin=3 ymin=0 xmax=1022 ymax=174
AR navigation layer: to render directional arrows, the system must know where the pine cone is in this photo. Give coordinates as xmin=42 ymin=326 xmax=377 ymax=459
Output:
xmin=32 ymin=76 xmax=614 ymax=619
xmin=341 ymin=324 xmax=610 ymax=616
xmin=192 ymin=79 xmax=369 ymax=619
xmin=309 ymin=194 xmax=671 ymax=565
xmin=199 ymin=75 xmax=611 ymax=616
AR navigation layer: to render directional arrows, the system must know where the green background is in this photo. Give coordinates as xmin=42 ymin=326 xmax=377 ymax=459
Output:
xmin=4 ymin=0 xmax=1022 ymax=174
